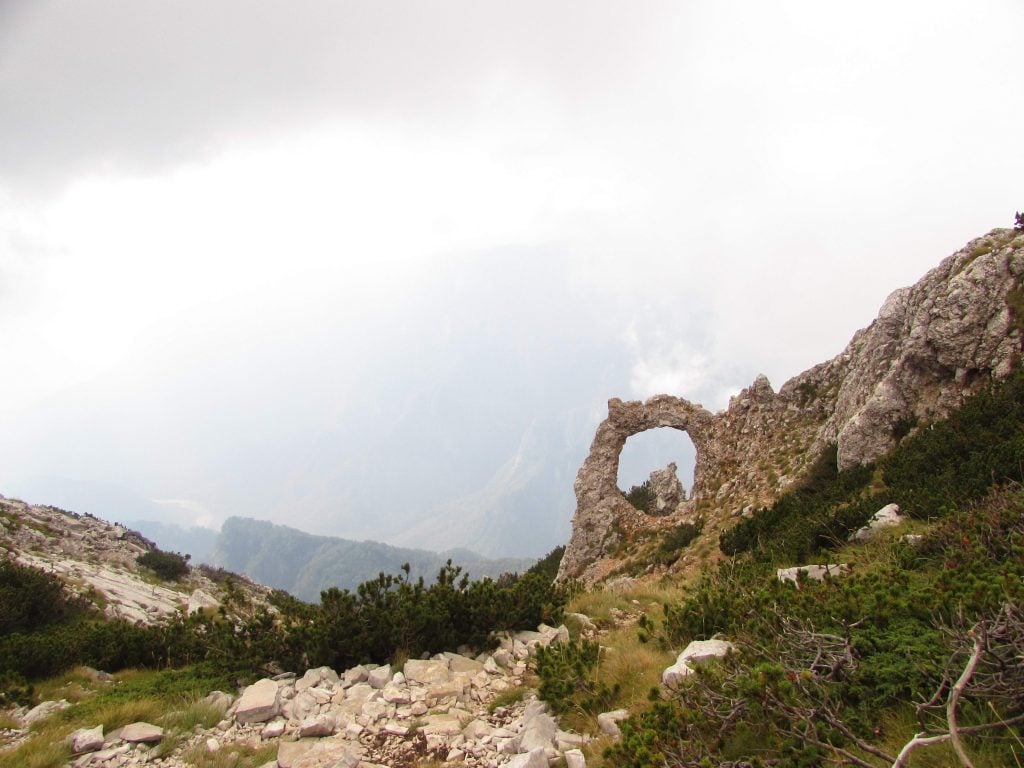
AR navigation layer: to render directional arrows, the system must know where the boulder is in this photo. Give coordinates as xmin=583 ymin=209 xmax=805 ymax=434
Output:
xmin=298 ymin=714 xmax=337 ymax=738
xmin=647 ymin=462 xmax=686 ymax=514
xmin=850 ymin=503 xmax=904 ymax=541
xmin=261 ymin=719 xmax=286 ymax=738
xmin=23 ymin=699 xmax=70 ymax=725
xmin=461 ymin=719 xmax=494 ymax=741
xmin=381 ymin=683 xmax=411 ymax=705
xmin=662 ymin=638 xmax=735 ymax=686
xmin=367 ymin=664 xmax=391 ymax=689
xmin=235 ymin=678 xmax=280 ymax=724
xmin=443 ymin=652 xmax=484 ymax=676
xmin=776 ymin=564 xmax=850 ymax=584
xmin=343 ymin=665 xmax=369 ymax=687
xmin=507 ymin=747 xmax=549 ymax=768
xmin=68 ymin=725 xmax=104 ymax=753
xmin=200 ymin=690 xmax=234 ymax=714
xmin=565 ymin=612 xmax=597 ymax=633
xmin=277 ymin=740 xmax=315 ymax=768
xmin=518 ymin=700 xmax=558 ymax=752
xmin=404 ymin=659 xmax=450 ymax=686
xmin=597 ymin=709 xmax=629 ymax=739
xmin=118 ymin=722 xmax=163 ymax=744
xmin=286 ymin=690 xmax=318 ymax=721
xmin=565 ymin=749 xmax=587 ymax=768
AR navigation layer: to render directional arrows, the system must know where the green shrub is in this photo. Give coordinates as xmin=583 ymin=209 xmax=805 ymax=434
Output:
xmin=624 ymin=481 xmax=656 ymax=513
xmin=526 ymin=545 xmax=565 ymax=581
xmin=535 ymin=639 xmax=620 ymax=715
xmin=657 ymin=519 xmax=703 ymax=565
xmin=136 ymin=549 xmax=190 ymax=580
xmin=0 ymin=557 xmax=91 ymax=634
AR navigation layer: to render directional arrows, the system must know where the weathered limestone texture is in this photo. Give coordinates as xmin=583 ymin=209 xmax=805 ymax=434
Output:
xmin=647 ymin=462 xmax=686 ymax=515
xmin=559 ymin=229 xmax=1024 ymax=581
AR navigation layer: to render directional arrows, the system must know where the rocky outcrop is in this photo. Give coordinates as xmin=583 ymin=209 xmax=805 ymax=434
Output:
xmin=558 ymin=396 xmax=716 ymax=580
xmin=647 ymin=463 xmax=686 ymax=515
xmin=560 ymin=228 xmax=1024 ymax=581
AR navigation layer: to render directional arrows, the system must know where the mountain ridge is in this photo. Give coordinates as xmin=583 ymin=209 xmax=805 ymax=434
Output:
xmin=212 ymin=516 xmax=536 ymax=601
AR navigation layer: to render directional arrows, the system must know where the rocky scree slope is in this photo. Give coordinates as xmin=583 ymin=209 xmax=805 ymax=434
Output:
xmin=0 ymin=495 xmax=268 ymax=623
xmin=560 ymin=227 xmax=1024 ymax=582
xmin=3 ymin=624 xmax=595 ymax=768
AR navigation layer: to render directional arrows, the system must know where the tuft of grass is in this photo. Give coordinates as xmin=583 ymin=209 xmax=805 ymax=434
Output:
xmin=0 ymin=739 xmax=70 ymax=768
xmin=873 ymin=705 xmax=1023 ymax=768
xmin=487 ymin=685 xmax=526 ymax=714
xmin=160 ymin=700 xmax=225 ymax=732
xmin=31 ymin=667 xmax=107 ymax=706
xmin=182 ymin=742 xmax=277 ymax=768
xmin=0 ymin=712 xmax=22 ymax=730
xmin=0 ymin=665 xmax=235 ymax=768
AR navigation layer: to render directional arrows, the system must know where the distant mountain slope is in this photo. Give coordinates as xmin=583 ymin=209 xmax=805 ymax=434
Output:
xmin=125 ymin=519 xmax=219 ymax=563
xmin=211 ymin=516 xmax=535 ymax=601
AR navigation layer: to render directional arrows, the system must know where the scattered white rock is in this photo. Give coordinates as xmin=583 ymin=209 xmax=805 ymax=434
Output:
xmin=23 ymin=698 xmax=70 ymax=725
xmin=850 ymin=503 xmax=904 ymax=541
xmin=662 ymin=638 xmax=736 ymax=686
xmin=367 ymin=664 xmax=392 ymax=689
xmin=597 ymin=709 xmax=629 ymax=739
xmin=776 ymin=563 xmax=850 ymax=584
xmin=519 ymin=700 xmax=558 ymax=752
xmin=234 ymin=678 xmax=280 ymax=724
xmin=68 ymin=725 xmax=104 ymax=753
xmin=261 ymin=719 xmax=286 ymax=738
xmin=117 ymin=721 xmax=163 ymax=743
xmin=507 ymin=747 xmax=550 ymax=768
xmin=565 ymin=748 xmax=587 ymax=768
xmin=298 ymin=713 xmax=337 ymax=737
xmin=187 ymin=588 xmax=220 ymax=614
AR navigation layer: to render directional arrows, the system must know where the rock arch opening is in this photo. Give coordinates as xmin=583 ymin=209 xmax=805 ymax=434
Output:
xmin=617 ymin=428 xmax=696 ymax=516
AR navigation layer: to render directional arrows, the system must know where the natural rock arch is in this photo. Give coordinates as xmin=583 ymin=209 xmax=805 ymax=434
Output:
xmin=557 ymin=395 xmax=715 ymax=581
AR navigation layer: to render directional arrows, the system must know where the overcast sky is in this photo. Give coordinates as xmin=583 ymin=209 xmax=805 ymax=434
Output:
xmin=1 ymin=1 xmax=1022 ymax=552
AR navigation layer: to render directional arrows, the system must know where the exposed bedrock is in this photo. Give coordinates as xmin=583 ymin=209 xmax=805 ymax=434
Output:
xmin=558 ymin=228 xmax=1024 ymax=582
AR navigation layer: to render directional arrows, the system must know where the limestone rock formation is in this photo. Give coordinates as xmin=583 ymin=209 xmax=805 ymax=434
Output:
xmin=560 ymin=228 xmax=1024 ymax=581
xmin=647 ymin=462 xmax=686 ymax=515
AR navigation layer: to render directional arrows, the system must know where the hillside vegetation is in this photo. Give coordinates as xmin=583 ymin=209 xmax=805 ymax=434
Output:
xmin=0 ymin=556 xmax=564 ymax=710
xmin=587 ymin=369 xmax=1024 ymax=767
